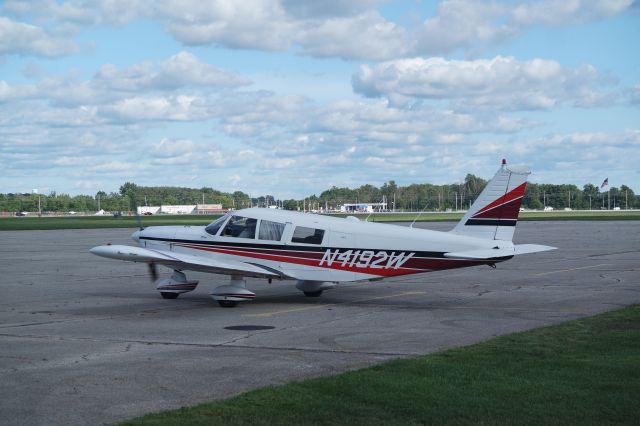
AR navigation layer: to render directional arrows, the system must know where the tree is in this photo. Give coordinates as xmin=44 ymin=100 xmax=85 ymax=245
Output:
xmin=582 ymin=184 xmax=599 ymax=210
xmin=620 ymin=185 xmax=636 ymax=209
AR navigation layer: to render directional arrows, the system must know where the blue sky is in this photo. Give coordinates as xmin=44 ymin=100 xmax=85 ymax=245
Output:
xmin=1 ymin=0 xmax=638 ymax=198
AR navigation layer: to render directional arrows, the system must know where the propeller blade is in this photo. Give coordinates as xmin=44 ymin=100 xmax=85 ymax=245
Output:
xmin=148 ymin=263 xmax=158 ymax=282
xmin=135 ymin=211 xmax=144 ymax=230
xmin=130 ymin=193 xmax=144 ymax=230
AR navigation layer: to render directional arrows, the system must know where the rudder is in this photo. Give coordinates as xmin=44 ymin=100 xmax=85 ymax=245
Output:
xmin=452 ymin=159 xmax=530 ymax=241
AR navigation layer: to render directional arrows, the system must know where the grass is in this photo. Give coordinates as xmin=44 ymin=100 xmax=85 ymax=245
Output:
xmin=0 ymin=214 xmax=218 ymax=231
xmin=123 ymin=305 xmax=640 ymax=425
xmin=1 ymin=210 xmax=639 ymax=231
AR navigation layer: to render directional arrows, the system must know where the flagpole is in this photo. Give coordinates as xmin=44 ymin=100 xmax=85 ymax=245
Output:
xmin=601 ymin=178 xmax=609 ymax=210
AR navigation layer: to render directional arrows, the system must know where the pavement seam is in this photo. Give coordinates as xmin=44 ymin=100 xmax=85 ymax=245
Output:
xmin=0 ymin=333 xmax=416 ymax=358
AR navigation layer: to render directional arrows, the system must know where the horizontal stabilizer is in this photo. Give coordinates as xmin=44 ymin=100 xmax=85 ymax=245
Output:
xmin=513 ymin=244 xmax=556 ymax=255
xmin=444 ymin=248 xmax=515 ymax=260
xmin=445 ymin=244 xmax=556 ymax=260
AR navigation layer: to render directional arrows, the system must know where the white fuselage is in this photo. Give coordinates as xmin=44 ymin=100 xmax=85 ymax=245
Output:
xmin=135 ymin=208 xmax=511 ymax=282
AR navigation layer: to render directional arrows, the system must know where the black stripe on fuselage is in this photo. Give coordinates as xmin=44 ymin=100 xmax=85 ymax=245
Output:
xmin=139 ymin=236 xmax=448 ymax=259
xmin=464 ymin=218 xmax=517 ymax=226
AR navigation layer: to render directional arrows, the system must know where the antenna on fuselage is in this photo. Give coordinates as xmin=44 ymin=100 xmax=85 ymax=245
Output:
xmin=409 ymin=202 xmax=430 ymax=228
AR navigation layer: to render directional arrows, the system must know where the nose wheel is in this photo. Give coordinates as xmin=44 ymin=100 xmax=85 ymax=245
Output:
xmin=155 ymin=270 xmax=199 ymax=299
xmin=160 ymin=292 xmax=179 ymax=299
xmin=217 ymin=300 xmax=239 ymax=308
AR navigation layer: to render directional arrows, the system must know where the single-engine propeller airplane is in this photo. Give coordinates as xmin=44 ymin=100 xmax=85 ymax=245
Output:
xmin=90 ymin=159 xmax=555 ymax=307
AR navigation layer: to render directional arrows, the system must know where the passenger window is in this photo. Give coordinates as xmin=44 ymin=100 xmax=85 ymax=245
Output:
xmin=205 ymin=215 xmax=228 ymax=236
xmin=221 ymin=216 xmax=257 ymax=239
xmin=292 ymin=227 xmax=325 ymax=245
xmin=258 ymin=220 xmax=285 ymax=241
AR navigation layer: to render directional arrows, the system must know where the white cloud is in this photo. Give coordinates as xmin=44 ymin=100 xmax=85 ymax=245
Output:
xmin=2 ymin=0 xmax=634 ymax=60
xmin=159 ymin=0 xmax=295 ymax=50
xmin=511 ymin=129 xmax=640 ymax=185
xmin=94 ymin=51 xmax=250 ymax=93
xmin=2 ymin=0 xmax=149 ymax=26
xmin=0 ymin=52 xmax=248 ymax=124
xmin=630 ymin=85 xmax=640 ymax=105
xmin=90 ymin=161 xmax=140 ymax=174
xmin=157 ymin=51 xmax=251 ymax=88
xmin=414 ymin=0 xmax=634 ymax=55
xmin=0 ymin=80 xmax=37 ymax=102
xmin=99 ymin=95 xmax=209 ymax=122
xmin=352 ymin=56 xmax=610 ymax=111
xmin=511 ymin=0 xmax=633 ymax=27
xmin=152 ymin=138 xmax=196 ymax=158
xmin=265 ymin=158 xmax=296 ymax=169
xmin=0 ymin=16 xmax=77 ymax=57
xmin=297 ymin=11 xmax=409 ymax=60
xmin=281 ymin=0 xmax=381 ymax=18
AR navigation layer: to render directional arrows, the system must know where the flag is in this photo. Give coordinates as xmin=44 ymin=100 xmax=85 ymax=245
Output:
xmin=600 ymin=178 xmax=609 ymax=189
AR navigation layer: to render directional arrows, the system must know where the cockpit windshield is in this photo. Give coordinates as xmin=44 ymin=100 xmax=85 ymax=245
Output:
xmin=205 ymin=214 xmax=229 ymax=236
xmin=221 ymin=216 xmax=257 ymax=239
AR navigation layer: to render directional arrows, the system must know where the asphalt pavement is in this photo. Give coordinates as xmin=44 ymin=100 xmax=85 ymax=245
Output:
xmin=0 ymin=220 xmax=638 ymax=425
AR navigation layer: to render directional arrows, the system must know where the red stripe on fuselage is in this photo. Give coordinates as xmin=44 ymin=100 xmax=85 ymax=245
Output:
xmin=174 ymin=243 xmax=489 ymax=277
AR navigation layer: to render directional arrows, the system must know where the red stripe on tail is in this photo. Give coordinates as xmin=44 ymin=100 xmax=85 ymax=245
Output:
xmin=472 ymin=182 xmax=526 ymax=219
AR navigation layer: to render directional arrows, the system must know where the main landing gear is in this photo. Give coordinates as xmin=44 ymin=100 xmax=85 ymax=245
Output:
xmin=155 ymin=271 xmax=255 ymax=308
xmin=209 ymin=275 xmax=256 ymax=308
xmin=296 ymin=280 xmax=337 ymax=298
xmin=155 ymin=273 xmax=337 ymax=307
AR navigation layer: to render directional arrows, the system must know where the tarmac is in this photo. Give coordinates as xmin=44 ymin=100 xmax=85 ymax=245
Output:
xmin=0 ymin=220 xmax=638 ymax=425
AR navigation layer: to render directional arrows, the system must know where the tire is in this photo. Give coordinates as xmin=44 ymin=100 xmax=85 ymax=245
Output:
xmin=303 ymin=290 xmax=323 ymax=297
xmin=160 ymin=292 xmax=179 ymax=299
xmin=218 ymin=300 xmax=239 ymax=308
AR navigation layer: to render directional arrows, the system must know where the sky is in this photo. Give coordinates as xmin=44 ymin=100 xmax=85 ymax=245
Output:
xmin=1 ymin=0 xmax=639 ymax=198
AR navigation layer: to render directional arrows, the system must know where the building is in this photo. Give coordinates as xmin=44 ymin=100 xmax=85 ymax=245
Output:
xmin=136 ymin=204 xmax=227 ymax=215
xmin=137 ymin=206 xmax=160 ymax=215
xmin=195 ymin=204 xmax=226 ymax=214
xmin=339 ymin=202 xmax=388 ymax=213
xmin=160 ymin=205 xmax=196 ymax=214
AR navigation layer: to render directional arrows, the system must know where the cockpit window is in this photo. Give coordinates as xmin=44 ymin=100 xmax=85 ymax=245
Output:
xmin=205 ymin=214 xmax=228 ymax=236
xmin=258 ymin=220 xmax=285 ymax=241
xmin=221 ymin=216 xmax=257 ymax=239
xmin=291 ymin=226 xmax=325 ymax=245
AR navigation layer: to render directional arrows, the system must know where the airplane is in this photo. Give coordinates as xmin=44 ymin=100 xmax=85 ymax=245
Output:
xmin=90 ymin=159 xmax=555 ymax=307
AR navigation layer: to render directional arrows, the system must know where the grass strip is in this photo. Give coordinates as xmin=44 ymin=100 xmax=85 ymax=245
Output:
xmin=2 ymin=210 xmax=639 ymax=231
xmin=0 ymin=215 xmax=218 ymax=231
xmin=123 ymin=304 xmax=640 ymax=425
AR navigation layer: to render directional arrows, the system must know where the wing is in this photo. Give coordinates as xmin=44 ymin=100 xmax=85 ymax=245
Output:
xmin=90 ymin=245 xmax=280 ymax=278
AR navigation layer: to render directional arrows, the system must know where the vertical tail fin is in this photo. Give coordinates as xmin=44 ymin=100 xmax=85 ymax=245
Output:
xmin=452 ymin=159 xmax=530 ymax=241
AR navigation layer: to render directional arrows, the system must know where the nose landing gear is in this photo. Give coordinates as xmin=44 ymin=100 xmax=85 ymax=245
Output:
xmin=155 ymin=270 xmax=199 ymax=299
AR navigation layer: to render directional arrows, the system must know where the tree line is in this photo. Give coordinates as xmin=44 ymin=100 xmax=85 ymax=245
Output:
xmin=0 ymin=183 xmax=252 ymax=214
xmin=282 ymin=175 xmax=638 ymax=212
xmin=1 ymin=175 xmax=638 ymax=214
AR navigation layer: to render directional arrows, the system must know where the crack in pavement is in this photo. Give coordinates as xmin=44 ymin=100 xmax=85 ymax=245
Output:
xmin=0 ymin=333 xmax=412 ymax=364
